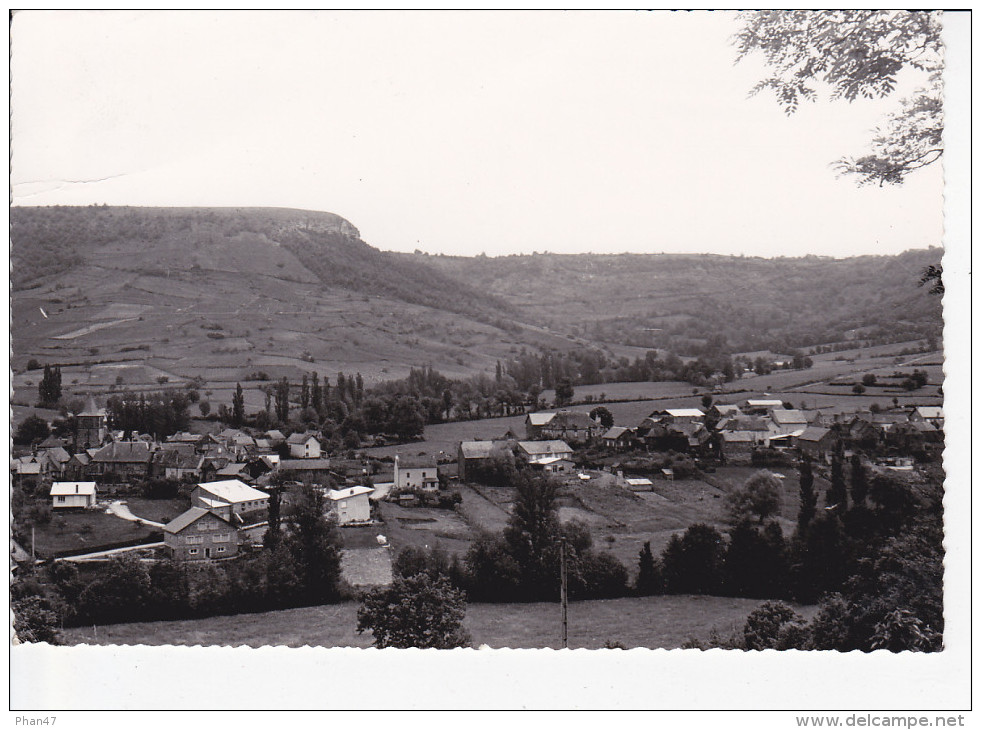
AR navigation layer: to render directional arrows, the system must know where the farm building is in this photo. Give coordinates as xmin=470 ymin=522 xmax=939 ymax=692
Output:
xmin=50 ymin=481 xmax=98 ymax=509
xmin=525 ymin=412 xmax=556 ymax=439
xmin=621 ymin=476 xmax=653 ymax=491
xmin=287 ymin=432 xmax=322 ymax=459
xmin=163 ymin=507 xmax=240 ymax=561
xmin=215 ymin=462 xmax=254 ymax=482
xmin=909 ymin=406 xmax=944 ymax=428
xmin=276 ymin=458 xmax=331 ymax=483
xmin=720 ymin=430 xmax=767 ymax=456
xmin=769 ymin=409 xmax=809 ymax=433
xmin=325 ymin=485 xmax=374 ymax=524
xmin=458 ymin=440 xmax=509 ymax=482
xmin=531 ymin=456 xmax=573 ymax=474
xmin=795 ymin=427 xmax=837 ymax=458
xmin=394 ymin=456 xmax=439 ymax=492
xmin=192 ymin=479 xmax=269 ymax=521
xmin=538 ymin=410 xmax=602 ymax=444
xmin=602 ymin=426 xmax=634 ymax=451
xmin=743 ymin=399 xmax=784 ymax=414
xmin=517 ymin=440 xmax=573 ymax=464
xmin=708 ymin=404 xmax=742 ymax=420
xmin=649 ymin=408 xmax=705 ymax=424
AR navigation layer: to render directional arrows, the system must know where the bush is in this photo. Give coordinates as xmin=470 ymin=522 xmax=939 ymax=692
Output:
xmin=743 ymin=601 xmax=807 ymax=650
xmin=357 ymin=573 xmax=471 ymax=649
xmin=577 ymin=551 xmax=629 ymax=599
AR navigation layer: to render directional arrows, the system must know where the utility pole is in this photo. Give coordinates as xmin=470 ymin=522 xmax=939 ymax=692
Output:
xmin=31 ymin=526 xmax=35 ymax=562
xmin=560 ymin=540 xmax=568 ymax=649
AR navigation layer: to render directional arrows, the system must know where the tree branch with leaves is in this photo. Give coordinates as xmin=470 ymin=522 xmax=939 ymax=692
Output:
xmin=734 ymin=10 xmax=943 ymax=186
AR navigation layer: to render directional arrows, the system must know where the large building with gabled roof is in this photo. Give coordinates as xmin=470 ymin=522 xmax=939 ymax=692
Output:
xmin=163 ymin=507 xmax=240 ymax=561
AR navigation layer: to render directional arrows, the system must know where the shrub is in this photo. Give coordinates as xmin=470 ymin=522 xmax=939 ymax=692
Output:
xmin=578 ymin=551 xmax=629 ymax=599
xmin=357 ymin=573 xmax=471 ymax=649
xmin=743 ymin=601 xmax=807 ymax=650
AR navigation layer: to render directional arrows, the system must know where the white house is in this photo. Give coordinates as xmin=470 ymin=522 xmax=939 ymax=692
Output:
xmin=191 ymin=479 xmax=269 ymax=521
xmin=326 ymin=485 xmax=375 ymax=524
xmin=50 ymin=481 xmax=98 ymax=509
xmin=287 ymin=432 xmax=322 ymax=459
xmin=394 ymin=456 xmax=439 ymax=491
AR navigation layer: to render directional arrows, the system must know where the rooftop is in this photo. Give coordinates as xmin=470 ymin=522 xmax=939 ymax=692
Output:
xmin=50 ymin=481 xmax=97 ymax=496
xmin=518 ymin=440 xmax=573 ymax=456
xmin=164 ymin=507 xmax=232 ymax=534
xmin=526 ymin=412 xmax=556 ymax=426
xmin=196 ymin=479 xmax=269 ymax=504
xmin=327 ymin=486 xmax=375 ymax=501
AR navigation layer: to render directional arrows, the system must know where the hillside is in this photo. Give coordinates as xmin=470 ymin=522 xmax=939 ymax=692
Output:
xmin=402 ymin=248 xmax=944 ymax=354
xmin=10 ymin=206 xmax=943 ymax=409
xmin=11 ymin=206 xmax=601 ymax=402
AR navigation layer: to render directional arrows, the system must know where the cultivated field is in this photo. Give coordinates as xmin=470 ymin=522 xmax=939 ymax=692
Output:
xmin=61 ymin=593 xmax=820 ymax=649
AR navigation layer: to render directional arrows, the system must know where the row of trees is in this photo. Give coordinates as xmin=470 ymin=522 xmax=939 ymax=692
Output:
xmin=639 ymin=458 xmax=943 ymax=651
xmin=104 ymin=391 xmax=193 ymax=440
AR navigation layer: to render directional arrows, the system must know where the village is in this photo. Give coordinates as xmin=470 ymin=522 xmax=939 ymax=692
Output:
xmin=11 ymin=385 xmax=943 ymax=580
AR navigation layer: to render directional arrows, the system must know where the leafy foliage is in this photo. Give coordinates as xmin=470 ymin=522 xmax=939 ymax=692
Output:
xmin=661 ymin=524 xmax=726 ymax=595
xmin=357 ymin=572 xmax=471 ymax=649
xmin=734 ymin=10 xmax=943 ymax=186
xmin=743 ymin=601 xmax=807 ymax=651
xmin=14 ymin=414 xmax=51 ymax=445
xmin=724 ymin=470 xmax=784 ymax=524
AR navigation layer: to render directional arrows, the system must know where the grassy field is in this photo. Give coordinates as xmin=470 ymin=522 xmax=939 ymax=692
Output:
xmin=30 ymin=509 xmax=161 ymax=557
xmin=61 ymin=593 xmax=820 ymax=649
xmin=120 ymin=498 xmax=187 ymax=524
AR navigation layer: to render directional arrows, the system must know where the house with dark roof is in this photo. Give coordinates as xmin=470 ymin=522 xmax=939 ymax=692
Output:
xmin=538 ymin=411 xmax=601 ymax=445
xmin=601 ymin=426 xmax=635 ymax=452
xmin=768 ymin=409 xmax=810 ymax=435
xmin=65 ymin=451 xmax=91 ymax=481
xmin=276 ymin=458 xmax=332 ymax=483
xmin=87 ymin=441 xmax=153 ymax=480
xmin=795 ymin=427 xmax=837 ymax=459
xmin=394 ymin=455 xmax=439 ymax=491
xmin=153 ymin=450 xmax=204 ymax=481
xmin=287 ymin=432 xmax=322 ymax=459
xmin=163 ymin=507 xmax=240 ymax=561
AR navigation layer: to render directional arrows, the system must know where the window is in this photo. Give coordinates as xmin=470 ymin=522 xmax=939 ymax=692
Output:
xmin=216 ymin=547 xmax=226 ymax=554
xmin=56 ymin=496 xmax=65 ymax=503
xmin=188 ymin=548 xmax=199 ymax=555
xmin=197 ymin=522 xmax=211 ymax=531
xmin=212 ymin=533 xmax=229 ymax=543
xmin=340 ymin=501 xmax=347 ymax=508
xmin=186 ymin=536 xmax=204 ymax=545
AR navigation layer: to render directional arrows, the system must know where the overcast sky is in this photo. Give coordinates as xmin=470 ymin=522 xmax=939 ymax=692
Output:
xmin=10 ymin=10 xmax=945 ymax=258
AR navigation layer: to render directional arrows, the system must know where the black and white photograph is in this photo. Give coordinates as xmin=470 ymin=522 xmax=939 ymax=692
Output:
xmin=8 ymin=9 xmax=970 ymax=714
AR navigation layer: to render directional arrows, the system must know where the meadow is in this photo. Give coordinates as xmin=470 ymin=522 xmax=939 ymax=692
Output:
xmin=61 ymin=593 xmax=819 ymax=650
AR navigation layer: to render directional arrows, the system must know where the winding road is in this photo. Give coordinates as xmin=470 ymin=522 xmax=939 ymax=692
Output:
xmin=106 ymin=501 xmax=165 ymax=528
